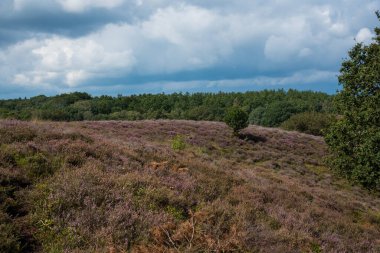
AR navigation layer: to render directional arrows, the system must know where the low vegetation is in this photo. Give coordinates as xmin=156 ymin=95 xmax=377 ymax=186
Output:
xmin=1 ymin=120 xmax=379 ymax=252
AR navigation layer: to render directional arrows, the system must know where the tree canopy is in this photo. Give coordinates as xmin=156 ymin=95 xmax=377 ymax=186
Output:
xmin=0 ymin=90 xmax=333 ymax=128
xmin=224 ymin=107 xmax=249 ymax=135
xmin=325 ymin=12 xmax=380 ymax=190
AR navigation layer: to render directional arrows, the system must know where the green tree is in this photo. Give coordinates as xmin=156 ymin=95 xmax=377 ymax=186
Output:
xmin=325 ymin=12 xmax=380 ymax=190
xmin=224 ymin=107 xmax=249 ymax=135
xmin=249 ymin=102 xmax=299 ymax=127
xmin=0 ymin=90 xmax=333 ymax=124
xmin=280 ymin=112 xmax=336 ymax=136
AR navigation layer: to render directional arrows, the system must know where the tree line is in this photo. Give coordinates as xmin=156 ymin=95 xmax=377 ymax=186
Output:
xmin=0 ymin=89 xmax=334 ymax=127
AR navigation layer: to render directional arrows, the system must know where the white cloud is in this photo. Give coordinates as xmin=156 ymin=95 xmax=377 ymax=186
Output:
xmin=13 ymin=0 xmax=25 ymax=11
xmin=56 ymin=0 xmax=125 ymax=13
xmin=299 ymin=48 xmax=313 ymax=57
xmin=12 ymin=72 xmax=58 ymax=87
xmin=1 ymin=0 xmax=378 ymax=94
xmin=32 ymin=37 xmax=134 ymax=71
xmin=12 ymin=0 xmax=126 ymax=12
xmin=264 ymin=35 xmax=303 ymax=62
xmin=12 ymin=0 xmax=57 ymax=11
xmin=136 ymin=4 xmax=252 ymax=73
xmin=65 ymin=70 xmax=88 ymax=87
xmin=355 ymin=28 xmax=373 ymax=43
xmin=0 ymin=36 xmax=134 ymax=87
xmin=1 ymin=4 xmax=257 ymax=88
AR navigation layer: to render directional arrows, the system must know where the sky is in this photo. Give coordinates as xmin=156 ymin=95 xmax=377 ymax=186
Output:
xmin=0 ymin=0 xmax=379 ymax=98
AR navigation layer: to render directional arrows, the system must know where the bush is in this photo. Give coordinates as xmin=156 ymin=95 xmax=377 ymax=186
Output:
xmin=18 ymin=153 xmax=54 ymax=180
xmin=280 ymin=112 xmax=336 ymax=136
xmin=0 ymin=212 xmax=21 ymax=253
xmin=171 ymin=135 xmax=186 ymax=151
xmin=224 ymin=107 xmax=248 ymax=135
xmin=0 ymin=125 xmax=36 ymax=144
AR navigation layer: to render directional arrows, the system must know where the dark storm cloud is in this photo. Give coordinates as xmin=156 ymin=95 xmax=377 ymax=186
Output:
xmin=0 ymin=2 xmax=129 ymax=45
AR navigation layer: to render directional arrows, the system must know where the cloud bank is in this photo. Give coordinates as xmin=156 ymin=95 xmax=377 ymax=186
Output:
xmin=0 ymin=0 xmax=379 ymax=97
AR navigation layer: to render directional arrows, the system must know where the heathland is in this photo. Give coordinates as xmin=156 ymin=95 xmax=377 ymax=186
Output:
xmin=1 ymin=119 xmax=379 ymax=252
xmin=2 ymin=11 xmax=380 ymax=253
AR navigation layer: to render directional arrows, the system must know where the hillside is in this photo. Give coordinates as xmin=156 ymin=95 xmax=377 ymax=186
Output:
xmin=1 ymin=120 xmax=379 ymax=252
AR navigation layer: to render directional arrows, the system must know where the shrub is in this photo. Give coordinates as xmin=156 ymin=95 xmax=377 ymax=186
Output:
xmin=0 ymin=213 xmax=21 ymax=253
xmin=0 ymin=147 xmax=17 ymax=167
xmin=280 ymin=112 xmax=336 ymax=136
xmin=171 ymin=135 xmax=186 ymax=151
xmin=224 ymin=107 xmax=248 ymax=135
xmin=310 ymin=242 xmax=322 ymax=253
xmin=21 ymin=153 xmax=54 ymax=179
xmin=0 ymin=125 xmax=36 ymax=144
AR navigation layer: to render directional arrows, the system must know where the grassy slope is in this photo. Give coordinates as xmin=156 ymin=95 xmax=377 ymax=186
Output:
xmin=0 ymin=120 xmax=379 ymax=252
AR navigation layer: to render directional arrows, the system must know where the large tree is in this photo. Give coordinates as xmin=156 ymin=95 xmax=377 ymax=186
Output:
xmin=325 ymin=12 xmax=380 ymax=189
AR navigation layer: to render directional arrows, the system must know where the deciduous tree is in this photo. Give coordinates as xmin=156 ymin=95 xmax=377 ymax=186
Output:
xmin=325 ymin=12 xmax=380 ymax=189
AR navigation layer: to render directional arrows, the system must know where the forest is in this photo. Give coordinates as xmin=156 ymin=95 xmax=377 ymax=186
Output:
xmin=0 ymin=89 xmax=334 ymax=127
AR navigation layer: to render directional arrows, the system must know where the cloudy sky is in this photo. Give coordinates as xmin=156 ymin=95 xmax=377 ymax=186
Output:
xmin=0 ymin=0 xmax=379 ymax=98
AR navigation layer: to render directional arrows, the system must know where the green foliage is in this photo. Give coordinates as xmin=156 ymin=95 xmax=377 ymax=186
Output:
xmin=248 ymin=106 xmax=265 ymax=125
xmin=109 ymin=110 xmax=142 ymax=120
xmin=0 ymin=126 xmax=36 ymax=144
xmin=23 ymin=153 xmax=54 ymax=179
xmin=0 ymin=212 xmax=21 ymax=253
xmin=249 ymin=101 xmax=300 ymax=127
xmin=325 ymin=12 xmax=380 ymax=190
xmin=165 ymin=205 xmax=186 ymax=220
xmin=280 ymin=112 xmax=336 ymax=136
xmin=310 ymin=242 xmax=322 ymax=253
xmin=224 ymin=107 xmax=248 ymax=135
xmin=0 ymin=90 xmax=333 ymax=127
xmin=171 ymin=134 xmax=186 ymax=151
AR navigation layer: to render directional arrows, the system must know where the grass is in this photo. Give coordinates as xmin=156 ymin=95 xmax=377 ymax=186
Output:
xmin=0 ymin=119 xmax=379 ymax=252
xmin=171 ymin=134 xmax=187 ymax=151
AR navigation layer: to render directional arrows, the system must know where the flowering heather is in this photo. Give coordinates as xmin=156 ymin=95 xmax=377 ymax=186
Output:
xmin=0 ymin=120 xmax=379 ymax=252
